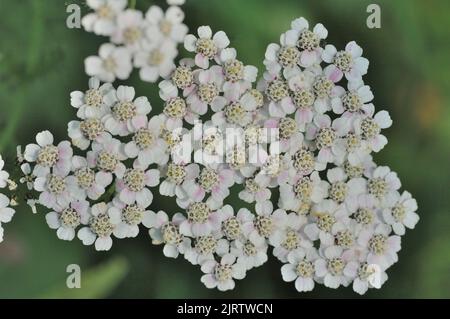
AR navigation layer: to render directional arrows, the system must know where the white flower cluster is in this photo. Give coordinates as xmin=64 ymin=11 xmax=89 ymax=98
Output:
xmin=83 ymin=0 xmax=187 ymax=83
xmin=15 ymin=13 xmax=419 ymax=296
xmin=0 ymin=156 xmax=16 ymax=242
xmin=21 ymin=78 xmax=169 ymax=251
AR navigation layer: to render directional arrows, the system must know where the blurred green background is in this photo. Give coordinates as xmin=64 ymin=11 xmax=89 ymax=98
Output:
xmin=1 ymin=0 xmax=449 ymax=298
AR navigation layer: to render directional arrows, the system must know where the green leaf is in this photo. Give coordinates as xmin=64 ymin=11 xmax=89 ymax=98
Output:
xmin=39 ymin=257 xmax=129 ymax=299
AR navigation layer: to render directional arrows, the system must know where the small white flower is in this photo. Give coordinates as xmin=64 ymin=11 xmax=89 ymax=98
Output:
xmin=304 ymin=199 xmax=349 ymax=243
xmin=20 ymin=163 xmax=35 ymax=190
xmin=354 ymin=110 xmax=392 ymax=152
xmin=383 ymin=191 xmax=419 ymax=235
xmin=70 ymin=77 xmax=113 ymax=119
xmin=178 ymin=199 xmax=223 ymax=237
xmin=279 ymin=171 xmax=329 ymax=212
xmin=116 ymin=163 xmax=160 ymax=208
xmin=67 ymin=118 xmax=110 ymax=151
xmin=111 ymin=199 xmax=154 ymax=238
xmin=281 ymin=247 xmax=319 ymax=292
xmin=102 ymin=85 xmax=152 ymax=136
xmin=77 ymin=202 xmax=121 ymax=251
xmin=200 ymin=253 xmax=246 ymax=291
xmin=45 ymin=200 xmax=90 ymax=241
xmin=82 ymin=0 xmax=127 ymax=36
xmin=146 ymin=5 xmax=188 ymax=43
xmin=0 ymin=155 xmax=10 ymax=188
xmin=184 ymin=26 xmax=230 ymax=69
xmin=0 ymin=193 xmax=16 ymax=243
xmin=124 ymin=114 xmax=169 ymax=167
xmin=322 ymin=41 xmax=369 ymax=82
xmin=344 ymin=261 xmax=388 ymax=295
xmin=272 ymin=212 xmax=312 ymax=262
xmin=230 ymin=238 xmax=268 ymax=270
xmin=34 ymin=171 xmax=72 ymax=210
xmin=306 ymin=114 xmax=346 ymax=164
xmin=134 ymin=40 xmax=178 ymax=82
xmin=111 ymin=9 xmax=146 ymax=51
xmin=315 ymin=245 xmax=352 ymax=288
xmin=357 ymin=223 xmax=401 ymax=270
xmin=87 ymin=135 xmax=127 ymax=178
xmin=167 ymin=0 xmax=185 ymax=5
xmin=182 ymin=165 xmax=235 ymax=204
xmin=147 ymin=210 xmax=190 ymax=258
xmin=66 ymin=156 xmax=112 ymax=200
xmin=24 ymin=131 xmax=73 ymax=177
xmin=184 ymin=230 xmax=229 ymax=265
xmin=247 ymin=200 xmax=287 ymax=247
xmin=159 ymin=162 xmax=198 ymax=199
xmin=239 ymin=175 xmax=272 ymax=204
xmin=365 ymin=165 xmax=401 ymax=204
xmin=85 ymin=43 xmax=133 ymax=82
xmin=290 ymin=17 xmax=328 ymax=67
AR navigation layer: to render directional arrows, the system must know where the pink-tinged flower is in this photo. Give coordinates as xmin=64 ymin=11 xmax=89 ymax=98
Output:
xmin=24 ymin=131 xmax=73 ymax=177
xmin=200 ymin=254 xmax=246 ymax=291
xmin=77 ymin=202 xmax=121 ymax=251
xmin=184 ymin=26 xmax=230 ymax=69
xmin=81 ymin=0 xmax=127 ymax=36
xmin=346 ymin=193 xmax=382 ymax=231
xmin=315 ymin=245 xmax=352 ymax=288
xmin=182 ymin=165 xmax=235 ymax=204
xmin=67 ymin=118 xmax=111 ymax=151
xmin=305 ymin=114 xmax=346 ymax=163
xmin=159 ymin=86 xmax=198 ymax=129
xmin=87 ymin=135 xmax=127 ymax=179
xmin=66 ymin=156 xmax=112 ymax=201
xmin=134 ymin=40 xmax=178 ymax=83
xmin=272 ymin=212 xmax=312 ymax=262
xmin=179 ymin=200 xmax=223 ymax=237
xmin=159 ymin=58 xmax=196 ymax=98
xmin=304 ymin=199 xmax=349 ymax=243
xmin=331 ymin=79 xmax=374 ymax=117
xmin=159 ymin=162 xmax=199 ymax=199
xmin=190 ymin=66 xmax=227 ymax=116
xmin=281 ymin=247 xmax=319 ymax=292
xmin=111 ymin=9 xmax=145 ymax=51
xmin=326 ymin=167 xmax=366 ymax=209
xmin=354 ymin=110 xmax=392 ymax=152
xmin=218 ymin=205 xmax=254 ymax=241
xmin=45 ymin=200 xmax=90 ymax=241
xmin=264 ymin=117 xmax=303 ymax=153
xmin=146 ymin=211 xmax=190 ymax=258
xmin=231 ymin=238 xmax=268 ymax=271
xmin=34 ymin=171 xmax=72 ymax=210
xmin=184 ymin=230 xmax=229 ymax=265
xmin=219 ymin=48 xmax=257 ymax=92
xmin=290 ymin=17 xmax=328 ymax=67
xmin=322 ymin=41 xmax=369 ymax=82
xmin=279 ymin=171 xmax=329 ymax=211
xmin=102 ymin=85 xmax=151 ymax=136
xmin=382 ymin=191 xmax=419 ymax=236
xmin=239 ymin=175 xmax=272 ymax=204
xmin=70 ymin=77 xmax=113 ymax=119
xmin=116 ymin=163 xmax=160 ymax=208
xmin=85 ymin=43 xmax=132 ymax=83
xmin=110 ymin=199 xmax=154 ymax=238
xmin=145 ymin=5 xmax=188 ymax=43
xmin=246 ymin=200 xmax=288 ymax=247
xmin=357 ymin=223 xmax=401 ymax=270
xmin=124 ymin=114 xmax=169 ymax=167
xmin=365 ymin=165 xmax=401 ymax=204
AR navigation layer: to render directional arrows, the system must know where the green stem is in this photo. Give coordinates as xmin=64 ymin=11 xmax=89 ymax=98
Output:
xmin=129 ymin=0 xmax=136 ymax=9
